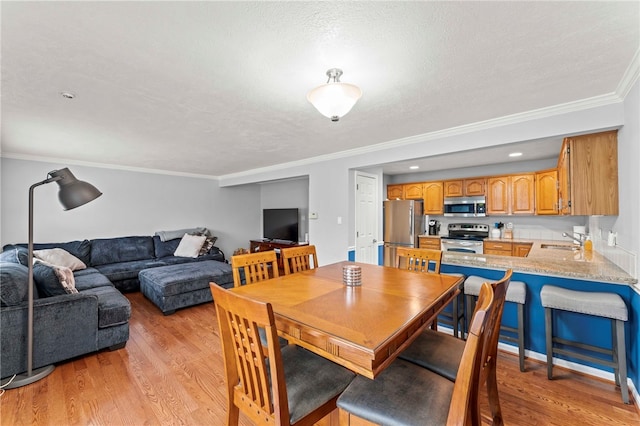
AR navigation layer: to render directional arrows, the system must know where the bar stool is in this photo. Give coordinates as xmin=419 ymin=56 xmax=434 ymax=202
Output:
xmin=540 ymin=285 xmax=629 ymax=404
xmin=438 ymin=272 xmax=466 ymax=338
xmin=465 ymin=275 xmax=527 ymax=371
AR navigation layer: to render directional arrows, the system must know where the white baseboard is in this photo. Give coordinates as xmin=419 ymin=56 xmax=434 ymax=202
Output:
xmin=437 ymin=325 xmax=640 ymax=407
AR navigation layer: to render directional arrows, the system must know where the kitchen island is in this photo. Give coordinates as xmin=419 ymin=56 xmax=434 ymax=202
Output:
xmin=438 ymin=241 xmax=638 ymax=404
xmin=443 ymin=239 xmax=637 ymax=285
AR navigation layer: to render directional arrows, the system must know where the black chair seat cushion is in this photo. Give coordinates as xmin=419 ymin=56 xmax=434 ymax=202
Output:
xmin=337 ymin=359 xmax=453 ymax=426
xmin=399 ymin=329 xmax=465 ymax=382
xmin=280 ymin=345 xmax=355 ymax=424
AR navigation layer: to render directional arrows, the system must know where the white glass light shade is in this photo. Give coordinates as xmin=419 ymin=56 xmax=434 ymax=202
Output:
xmin=307 ymin=82 xmax=362 ymax=121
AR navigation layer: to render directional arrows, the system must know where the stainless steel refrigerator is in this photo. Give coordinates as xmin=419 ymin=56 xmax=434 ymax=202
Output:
xmin=383 ymin=199 xmax=425 ymax=267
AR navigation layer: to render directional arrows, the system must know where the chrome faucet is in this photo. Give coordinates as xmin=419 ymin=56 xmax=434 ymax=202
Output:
xmin=562 ymin=232 xmax=585 ymax=246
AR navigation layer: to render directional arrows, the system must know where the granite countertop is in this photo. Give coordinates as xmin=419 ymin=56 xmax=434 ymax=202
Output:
xmin=442 ymin=239 xmax=637 ymax=285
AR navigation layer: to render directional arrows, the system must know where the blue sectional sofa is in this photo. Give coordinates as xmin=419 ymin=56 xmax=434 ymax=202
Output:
xmin=0 ymin=232 xmax=229 ymax=380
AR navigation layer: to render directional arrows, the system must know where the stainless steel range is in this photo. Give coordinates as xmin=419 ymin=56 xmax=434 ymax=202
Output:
xmin=441 ymin=223 xmax=489 ymax=254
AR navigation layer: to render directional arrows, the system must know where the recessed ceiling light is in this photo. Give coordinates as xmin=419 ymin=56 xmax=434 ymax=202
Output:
xmin=59 ymin=91 xmax=76 ymax=99
xmin=508 ymin=152 xmax=523 ymax=157
xmin=409 ymin=165 xmax=419 ymax=170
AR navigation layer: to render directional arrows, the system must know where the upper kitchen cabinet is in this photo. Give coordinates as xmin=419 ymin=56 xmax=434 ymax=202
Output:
xmin=487 ymin=174 xmax=535 ymax=215
xmin=535 ymin=169 xmax=559 ymax=215
xmin=423 ymin=181 xmax=444 ymax=215
xmin=557 ymin=130 xmax=619 ymax=215
xmin=443 ymin=178 xmax=486 ymax=197
xmin=387 ymin=184 xmax=404 ymax=200
xmin=403 ymin=182 xmax=424 ymax=200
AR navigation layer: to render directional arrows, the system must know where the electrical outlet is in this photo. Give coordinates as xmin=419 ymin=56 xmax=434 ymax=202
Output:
xmin=309 ymin=212 xmax=318 ymax=220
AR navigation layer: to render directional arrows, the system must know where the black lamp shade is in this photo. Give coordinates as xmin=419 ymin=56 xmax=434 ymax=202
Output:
xmin=49 ymin=168 xmax=102 ymax=210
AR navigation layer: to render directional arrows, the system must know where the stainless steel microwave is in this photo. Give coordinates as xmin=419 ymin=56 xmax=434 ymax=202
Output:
xmin=443 ymin=196 xmax=486 ymax=217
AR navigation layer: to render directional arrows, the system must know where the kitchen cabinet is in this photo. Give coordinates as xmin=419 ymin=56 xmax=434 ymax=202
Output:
xmin=387 ymin=184 xmax=404 ymax=200
xmin=535 ymin=169 xmax=559 ymax=215
xmin=487 ymin=174 xmax=535 ymax=215
xmin=484 ymin=240 xmax=532 ymax=257
xmin=418 ymin=236 xmax=441 ymax=250
xmin=423 ymin=181 xmax=444 ymax=215
xmin=557 ymin=130 xmax=618 ymax=215
xmin=443 ymin=178 xmax=486 ymax=197
xmin=443 ymin=180 xmax=464 ymax=197
xmin=512 ymin=242 xmax=532 ymax=257
xmin=403 ymin=183 xmax=424 ymax=200
xmin=484 ymin=240 xmax=512 ymax=256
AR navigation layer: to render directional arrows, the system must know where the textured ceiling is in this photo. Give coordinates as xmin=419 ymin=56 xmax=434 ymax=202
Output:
xmin=1 ymin=1 xmax=638 ymax=177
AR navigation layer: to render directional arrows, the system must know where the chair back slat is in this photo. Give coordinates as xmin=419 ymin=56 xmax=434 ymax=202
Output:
xmin=231 ymin=251 xmax=279 ymax=287
xmin=396 ymin=247 xmax=442 ymax=273
xmin=281 ymin=245 xmax=318 ymax=275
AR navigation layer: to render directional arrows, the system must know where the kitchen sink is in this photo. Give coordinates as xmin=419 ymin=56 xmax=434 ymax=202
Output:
xmin=540 ymin=243 xmax=580 ymax=251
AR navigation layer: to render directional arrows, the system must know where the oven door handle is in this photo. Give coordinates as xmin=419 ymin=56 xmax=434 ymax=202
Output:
xmin=445 ymin=240 xmax=482 ymax=247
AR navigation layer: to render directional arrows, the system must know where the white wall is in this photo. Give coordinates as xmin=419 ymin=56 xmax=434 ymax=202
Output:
xmin=259 ymin=177 xmax=309 ymax=241
xmin=0 ymin=158 xmax=261 ymax=258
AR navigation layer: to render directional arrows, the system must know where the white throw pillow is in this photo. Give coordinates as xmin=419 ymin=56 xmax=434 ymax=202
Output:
xmin=34 ymin=248 xmax=86 ymax=271
xmin=174 ymin=233 xmax=207 ymax=258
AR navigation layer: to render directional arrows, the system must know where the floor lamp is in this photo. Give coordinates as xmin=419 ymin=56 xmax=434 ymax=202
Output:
xmin=5 ymin=167 xmax=102 ymax=389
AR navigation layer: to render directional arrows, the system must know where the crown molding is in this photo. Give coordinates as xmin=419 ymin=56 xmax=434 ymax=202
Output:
xmin=616 ymin=48 xmax=640 ymax=99
xmin=0 ymin=152 xmax=220 ymax=180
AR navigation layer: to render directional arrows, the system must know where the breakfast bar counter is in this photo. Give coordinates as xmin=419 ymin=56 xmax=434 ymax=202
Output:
xmin=442 ymin=240 xmax=637 ymax=285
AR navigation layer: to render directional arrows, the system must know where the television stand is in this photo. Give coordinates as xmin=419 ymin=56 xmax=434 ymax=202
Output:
xmin=249 ymin=240 xmax=308 ymax=274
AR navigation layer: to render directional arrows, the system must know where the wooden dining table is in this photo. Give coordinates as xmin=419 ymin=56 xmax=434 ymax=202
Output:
xmin=229 ymin=261 xmax=463 ymax=379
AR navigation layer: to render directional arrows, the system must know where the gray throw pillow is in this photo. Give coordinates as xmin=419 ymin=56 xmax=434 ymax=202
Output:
xmin=32 ymin=262 xmax=78 ymax=297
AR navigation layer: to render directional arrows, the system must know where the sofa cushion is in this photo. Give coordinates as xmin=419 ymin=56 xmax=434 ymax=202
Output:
xmin=74 ymin=270 xmax=114 ymax=291
xmin=74 ymin=286 xmax=131 ymax=328
xmin=153 ymin=235 xmax=182 ymax=259
xmin=34 ymin=248 xmax=86 ymax=271
xmin=0 ymin=262 xmax=29 ymax=306
xmin=0 ymin=246 xmax=29 ymax=265
xmin=33 ymin=262 xmax=78 ymax=297
xmin=94 ymin=259 xmax=168 ymax=283
xmin=90 ymin=236 xmax=155 ymax=266
xmin=10 ymin=240 xmax=92 ymax=265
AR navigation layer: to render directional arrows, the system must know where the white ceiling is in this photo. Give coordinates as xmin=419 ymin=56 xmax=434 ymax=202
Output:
xmin=1 ymin=1 xmax=638 ymax=177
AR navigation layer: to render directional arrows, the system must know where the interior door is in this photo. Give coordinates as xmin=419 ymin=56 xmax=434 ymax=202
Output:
xmin=355 ymin=172 xmax=378 ymax=264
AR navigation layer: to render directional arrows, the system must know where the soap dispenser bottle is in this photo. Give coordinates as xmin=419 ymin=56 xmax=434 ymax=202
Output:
xmin=584 ymin=235 xmax=593 ymax=252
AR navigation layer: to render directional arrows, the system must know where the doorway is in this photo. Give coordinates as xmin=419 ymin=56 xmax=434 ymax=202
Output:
xmin=355 ymin=171 xmax=379 ymax=264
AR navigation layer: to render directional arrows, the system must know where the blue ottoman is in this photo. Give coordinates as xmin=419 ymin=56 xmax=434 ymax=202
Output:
xmin=139 ymin=260 xmax=233 ymax=315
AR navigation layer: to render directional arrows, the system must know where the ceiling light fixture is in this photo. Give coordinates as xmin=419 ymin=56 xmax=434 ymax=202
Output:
xmin=509 ymin=152 xmax=523 ymax=157
xmin=409 ymin=165 xmax=420 ymax=170
xmin=307 ymin=68 xmax=362 ymax=122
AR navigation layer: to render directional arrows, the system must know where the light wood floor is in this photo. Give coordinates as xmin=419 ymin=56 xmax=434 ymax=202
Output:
xmin=1 ymin=292 xmax=638 ymax=425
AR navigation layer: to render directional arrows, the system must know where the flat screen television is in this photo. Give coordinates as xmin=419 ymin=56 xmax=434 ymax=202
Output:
xmin=263 ymin=208 xmax=299 ymax=242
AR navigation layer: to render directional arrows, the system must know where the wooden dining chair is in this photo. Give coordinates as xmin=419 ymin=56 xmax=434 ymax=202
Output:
xmin=336 ymin=282 xmax=495 ymax=426
xmin=396 ymin=247 xmax=442 ymax=273
xmin=210 ymin=284 xmax=355 ymax=426
xmin=395 ymin=247 xmax=465 ymax=335
xmin=231 ymin=250 xmax=279 ymax=287
xmin=398 ymin=268 xmax=513 ymax=426
xmin=281 ymin=245 xmax=318 ymax=275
